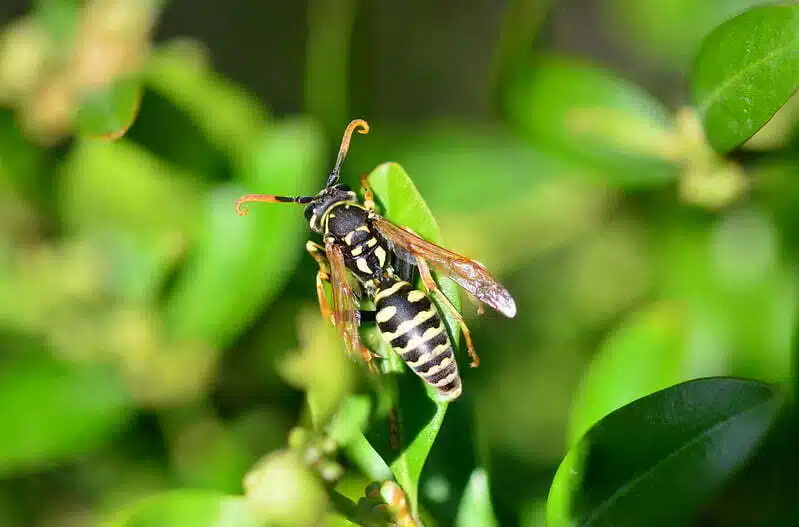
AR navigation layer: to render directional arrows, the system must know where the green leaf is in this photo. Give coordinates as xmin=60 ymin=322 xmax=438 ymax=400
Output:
xmin=567 ymin=304 xmax=689 ymax=445
xmin=692 ymin=4 xmax=799 ymax=153
xmin=0 ymin=353 xmax=132 ymax=476
xmin=34 ymin=0 xmax=80 ymax=49
xmin=505 ymin=55 xmax=677 ymax=186
xmin=75 ymin=76 xmax=143 ymax=140
xmin=657 ymin=208 xmax=795 ymax=384
xmin=60 ymin=137 xmax=204 ymax=237
xmin=145 ymin=42 xmax=269 ymax=162
xmin=364 ymin=162 xmax=463 ymax=514
xmin=455 ymin=468 xmax=500 ymax=527
xmin=604 ymin=0 xmax=770 ymax=72
xmin=368 ymin=162 xmax=462 ymax=344
xmin=548 ymin=377 xmax=785 ymax=527
xmin=109 ymin=490 xmax=262 ymax=527
xmin=163 ymin=119 xmax=324 ymax=348
xmin=345 ymin=123 xmax=567 ymax=213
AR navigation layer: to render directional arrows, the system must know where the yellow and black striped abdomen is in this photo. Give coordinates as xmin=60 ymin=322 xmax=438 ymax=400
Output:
xmin=373 ymin=279 xmax=461 ymax=401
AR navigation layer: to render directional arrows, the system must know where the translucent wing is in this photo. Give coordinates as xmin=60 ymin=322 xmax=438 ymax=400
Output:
xmin=373 ymin=216 xmax=517 ymax=318
xmin=325 ymin=238 xmax=364 ymax=361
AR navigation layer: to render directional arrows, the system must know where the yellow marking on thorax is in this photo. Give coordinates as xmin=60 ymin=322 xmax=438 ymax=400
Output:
xmin=356 ymin=225 xmax=370 ymax=233
xmin=366 ymin=238 xmax=378 ymax=248
xmin=375 ymin=246 xmax=387 ymax=267
xmin=374 ymin=281 xmax=408 ymax=302
xmin=356 ymin=258 xmax=372 ymax=274
xmin=351 ymin=245 xmax=364 ymax=256
xmin=381 ymin=308 xmax=437 ymax=342
xmin=407 ymin=290 xmax=426 ymax=302
xmin=344 ymin=231 xmax=356 ymax=245
xmin=376 ymin=305 xmax=397 ymax=323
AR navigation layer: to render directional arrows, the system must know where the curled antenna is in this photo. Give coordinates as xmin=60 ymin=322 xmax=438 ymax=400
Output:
xmin=326 ymin=118 xmax=369 ymax=187
xmin=235 ymin=194 xmax=314 ymax=215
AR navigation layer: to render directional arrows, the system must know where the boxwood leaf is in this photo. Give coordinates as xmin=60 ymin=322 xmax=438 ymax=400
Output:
xmin=0 ymin=353 xmax=132 ymax=476
xmin=505 ymin=55 xmax=677 ymax=186
xmin=75 ymin=76 xmax=142 ymax=140
xmin=363 ymin=162 xmax=463 ymax=513
xmin=692 ymin=4 xmax=799 ymax=153
xmin=548 ymin=377 xmax=785 ymax=527
xmin=109 ymin=490 xmax=262 ymax=527
xmin=566 ymin=304 xmax=688 ymax=446
xmin=455 ymin=468 xmax=500 ymax=527
xmin=163 ymin=119 xmax=324 ymax=348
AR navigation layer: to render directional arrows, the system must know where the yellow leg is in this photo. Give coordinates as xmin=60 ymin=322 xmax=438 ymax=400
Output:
xmin=359 ymin=173 xmax=377 ymax=212
xmin=308 ymin=240 xmax=379 ymax=373
xmin=416 ymin=257 xmax=480 ymax=368
xmin=315 ymin=272 xmax=332 ymax=321
xmin=307 ymin=241 xmax=333 ymax=321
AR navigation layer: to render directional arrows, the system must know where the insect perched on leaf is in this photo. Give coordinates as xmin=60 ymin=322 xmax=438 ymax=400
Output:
xmin=235 ymin=119 xmax=516 ymax=401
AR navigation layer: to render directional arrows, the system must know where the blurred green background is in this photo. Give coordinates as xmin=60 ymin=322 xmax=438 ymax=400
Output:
xmin=0 ymin=0 xmax=797 ymax=526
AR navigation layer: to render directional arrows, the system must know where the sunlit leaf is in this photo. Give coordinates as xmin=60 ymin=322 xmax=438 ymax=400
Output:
xmin=109 ymin=490 xmax=262 ymax=527
xmin=34 ymin=0 xmax=80 ymax=49
xmin=368 ymin=161 xmax=462 ymax=342
xmin=145 ymin=41 xmax=269 ymax=162
xmin=75 ymin=76 xmax=142 ymax=140
xmin=506 ymin=55 xmax=677 ymax=186
xmin=0 ymin=353 xmax=132 ymax=476
xmin=567 ymin=304 xmax=689 ymax=445
xmin=163 ymin=119 xmax=324 ymax=348
xmin=548 ymin=378 xmax=785 ymax=527
xmin=345 ymin=123 xmax=567 ymax=213
xmin=455 ymin=468 xmax=500 ymax=527
xmin=604 ymin=0 xmax=770 ymax=71
xmin=362 ymin=162 xmax=463 ymax=514
xmin=60 ymin=137 xmax=204 ymax=237
xmin=692 ymin=4 xmax=799 ymax=153
xmin=657 ymin=208 xmax=795 ymax=384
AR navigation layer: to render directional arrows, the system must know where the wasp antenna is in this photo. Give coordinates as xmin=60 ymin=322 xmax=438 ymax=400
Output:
xmin=235 ymin=194 xmax=313 ymax=216
xmin=327 ymin=118 xmax=370 ymax=187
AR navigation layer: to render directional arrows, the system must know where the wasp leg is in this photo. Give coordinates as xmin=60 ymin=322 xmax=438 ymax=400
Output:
xmin=415 ymin=257 xmax=480 ymax=368
xmin=307 ymin=241 xmax=334 ymax=321
xmin=308 ymin=241 xmax=379 ymax=372
xmin=359 ymin=172 xmax=377 ymax=212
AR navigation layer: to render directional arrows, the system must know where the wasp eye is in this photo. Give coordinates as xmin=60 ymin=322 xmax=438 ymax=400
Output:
xmin=304 ymin=204 xmax=316 ymax=222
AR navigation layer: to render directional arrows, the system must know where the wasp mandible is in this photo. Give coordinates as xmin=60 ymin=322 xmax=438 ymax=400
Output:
xmin=235 ymin=119 xmax=516 ymax=401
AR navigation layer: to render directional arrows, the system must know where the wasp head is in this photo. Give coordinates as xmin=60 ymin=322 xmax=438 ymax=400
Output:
xmin=304 ymin=183 xmax=357 ymax=232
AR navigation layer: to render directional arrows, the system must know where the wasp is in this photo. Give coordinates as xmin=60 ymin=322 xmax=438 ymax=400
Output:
xmin=235 ymin=119 xmax=516 ymax=401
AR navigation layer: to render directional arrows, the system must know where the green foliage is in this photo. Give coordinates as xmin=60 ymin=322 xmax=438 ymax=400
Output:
xmin=366 ymin=162 xmax=460 ymax=514
xmin=0 ymin=1 xmax=798 ymax=526
xmin=455 ymin=468 xmax=500 ymax=527
xmin=549 ymin=378 xmax=785 ymax=527
xmin=692 ymin=4 xmax=799 ymax=153
xmin=604 ymin=0 xmax=770 ymax=70
xmin=163 ymin=120 xmax=325 ymax=348
xmin=505 ymin=55 xmax=677 ymax=186
xmin=75 ymin=76 xmax=142 ymax=140
xmin=0 ymin=352 xmax=132 ymax=475
xmin=109 ymin=490 xmax=263 ymax=527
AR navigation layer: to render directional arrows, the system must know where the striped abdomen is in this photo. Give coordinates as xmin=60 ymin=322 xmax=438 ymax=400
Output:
xmin=373 ymin=279 xmax=461 ymax=400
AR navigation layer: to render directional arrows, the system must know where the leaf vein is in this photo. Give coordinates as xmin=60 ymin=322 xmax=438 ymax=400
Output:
xmin=697 ymin=41 xmax=797 ymax=115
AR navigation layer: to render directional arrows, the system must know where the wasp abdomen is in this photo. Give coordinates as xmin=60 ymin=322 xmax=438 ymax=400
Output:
xmin=373 ymin=279 xmax=462 ymax=400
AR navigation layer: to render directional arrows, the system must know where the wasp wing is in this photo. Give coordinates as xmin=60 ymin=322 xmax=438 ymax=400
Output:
xmin=325 ymin=238 xmax=364 ymax=361
xmin=372 ymin=216 xmax=517 ymax=318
